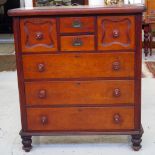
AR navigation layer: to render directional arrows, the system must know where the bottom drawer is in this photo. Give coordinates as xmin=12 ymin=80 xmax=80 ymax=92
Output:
xmin=27 ymin=107 xmax=134 ymax=131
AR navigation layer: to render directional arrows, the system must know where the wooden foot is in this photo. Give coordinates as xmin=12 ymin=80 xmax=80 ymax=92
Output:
xmin=21 ymin=135 xmax=32 ymax=152
xmin=131 ymin=128 xmax=143 ymax=151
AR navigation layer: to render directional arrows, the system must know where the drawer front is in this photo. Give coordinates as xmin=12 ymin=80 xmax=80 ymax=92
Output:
xmin=25 ymin=80 xmax=134 ymax=105
xmin=23 ymin=52 xmax=134 ymax=79
xmin=98 ymin=16 xmax=135 ymax=50
xmin=27 ymin=107 xmax=134 ymax=131
xmin=60 ymin=17 xmax=95 ymax=33
xmin=20 ymin=18 xmax=58 ymax=52
xmin=61 ymin=35 xmax=95 ymax=51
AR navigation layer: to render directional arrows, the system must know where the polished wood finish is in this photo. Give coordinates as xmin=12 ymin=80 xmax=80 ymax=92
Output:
xmin=9 ymin=5 xmax=145 ymax=152
xmin=20 ymin=18 xmax=57 ymax=52
xmin=22 ymin=53 xmax=134 ymax=79
xmin=60 ymin=17 xmax=95 ymax=33
xmin=25 ymin=80 xmax=134 ymax=105
xmin=8 ymin=5 xmax=145 ymax=17
xmin=98 ymin=16 xmax=135 ymax=50
xmin=27 ymin=107 xmax=134 ymax=131
xmin=60 ymin=35 xmax=95 ymax=51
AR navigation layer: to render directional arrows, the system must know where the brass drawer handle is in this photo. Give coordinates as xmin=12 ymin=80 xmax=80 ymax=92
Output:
xmin=112 ymin=61 xmax=120 ymax=71
xmin=72 ymin=38 xmax=83 ymax=47
xmin=113 ymin=88 xmax=121 ymax=97
xmin=36 ymin=32 xmax=44 ymax=40
xmin=38 ymin=89 xmax=46 ymax=99
xmin=113 ymin=29 xmax=120 ymax=38
xmin=72 ymin=20 xmax=82 ymax=28
xmin=113 ymin=114 xmax=121 ymax=124
xmin=37 ymin=63 xmax=45 ymax=72
xmin=41 ymin=116 xmax=48 ymax=125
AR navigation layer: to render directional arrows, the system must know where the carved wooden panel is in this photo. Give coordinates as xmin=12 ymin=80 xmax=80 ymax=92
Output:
xmin=98 ymin=16 xmax=135 ymax=50
xmin=20 ymin=18 xmax=57 ymax=52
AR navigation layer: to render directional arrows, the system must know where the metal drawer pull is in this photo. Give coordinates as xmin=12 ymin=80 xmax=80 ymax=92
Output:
xmin=35 ymin=32 xmax=44 ymax=40
xmin=72 ymin=38 xmax=83 ymax=46
xmin=38 ymin=89 xmax=46 ymax=99
xmin=113 ymin=88 xmax=121 ymax=97
xmin=113 ymin=114 xmax=121 ymax=124
xmin=72 ymin=20 xmax=82 ymax=28
xmin=38 ymin=63 xmax=45 ymax=72
xmin=41 ymin=116 xmax=48 ymax=125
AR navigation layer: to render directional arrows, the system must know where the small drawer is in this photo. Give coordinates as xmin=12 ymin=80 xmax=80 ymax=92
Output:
xmin=25 ymin=80 xmax=134 ymax=106
xmin=20 ymin=18 xmax=58 ymax=52
xmin=61 ymin=35 xmax=95 ymax=51
xmin=98 ymin=16 xmax=135 ymax=50
xmin=22 ymin=52 xmax=134 ymax=79
xmin=27 ymin=107 xmax=134 ymax=131
xmin=60 ymin=17 xmax=95 ymax=33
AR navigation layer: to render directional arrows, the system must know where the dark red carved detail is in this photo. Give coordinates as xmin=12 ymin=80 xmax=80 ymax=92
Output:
xmin=101 ymin=18 xmax=131 ymax=47
xmin=24 ymin=20 xmax=54 ymax=48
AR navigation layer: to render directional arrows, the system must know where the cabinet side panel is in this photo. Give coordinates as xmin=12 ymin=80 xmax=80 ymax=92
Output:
xmin=134 ymin=14 xmax=142 ymax=130
xmin=13 ymin=17 xmax=27 ymax=131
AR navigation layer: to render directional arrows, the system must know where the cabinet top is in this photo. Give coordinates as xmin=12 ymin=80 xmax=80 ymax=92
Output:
xmin=8 ymin=4 xmax=145 ymax=17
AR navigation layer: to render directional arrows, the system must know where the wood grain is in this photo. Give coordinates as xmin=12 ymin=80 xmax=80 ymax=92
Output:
xmin=23 ymin=52 xmax=134 ymax=79
xmin=25 ymin=80 xmax=134 ymax=106
xmin=20 ymin=18 xmax=57 ymax=52
xmin=60 ymin=17 xmax=95 ymax=33
xmin=98 ymin=16 xmax=135 ymax=50
xmin=60 ymin=35 xmax=95 ymax=51
xmin=27 ymin=107 xmax=134 ymax=131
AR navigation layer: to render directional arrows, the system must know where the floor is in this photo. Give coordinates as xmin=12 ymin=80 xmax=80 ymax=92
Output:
xmin=0 ymin=46 xmax=155 ymax=154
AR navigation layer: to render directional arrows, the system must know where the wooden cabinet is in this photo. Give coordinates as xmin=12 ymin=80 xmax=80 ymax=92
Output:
xmin=8 ymin=5 xmax=145 ymax=152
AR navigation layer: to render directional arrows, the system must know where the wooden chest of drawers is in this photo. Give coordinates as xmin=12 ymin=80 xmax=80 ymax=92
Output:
xmin=8 ymin=5 xmax=145 ymax=152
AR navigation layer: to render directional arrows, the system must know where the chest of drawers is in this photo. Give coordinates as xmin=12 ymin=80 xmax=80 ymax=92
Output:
xmin=8 ymin=5 xmax=145 ymax=152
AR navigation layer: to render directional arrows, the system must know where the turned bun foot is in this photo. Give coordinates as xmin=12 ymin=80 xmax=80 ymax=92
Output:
xmin=21 ymin=136 xmax=32 ymax=152
xmin=131 ymin=128 xmax=143 ymax=151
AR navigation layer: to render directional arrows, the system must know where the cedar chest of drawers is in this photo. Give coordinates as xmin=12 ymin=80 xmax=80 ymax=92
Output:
xmin=8 ymin=5 xmax=145 ymax=152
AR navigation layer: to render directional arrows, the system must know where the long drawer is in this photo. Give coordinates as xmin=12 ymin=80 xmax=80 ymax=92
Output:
xmin=27 ymin=107 xmax=134 ymax=131
xmin=25 ymin=80 xmax=134 ymax=106
xmin=22 ymin=52 xmax=134 ymax=79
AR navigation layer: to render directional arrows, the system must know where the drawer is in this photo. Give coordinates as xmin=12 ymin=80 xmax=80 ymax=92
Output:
xmin=60 ymin=17 xmax=95 ymax=33
xmin=25 ymin=80 xmax=134 ymax=105
xmin=23 ymin=52 xmax=134 ymax=79
xmin=98 ymin=16 xmax=135 ymax=50
xmin=61 ymin=35 xmax=95 ymax=51
xmin=20 ymin=18 xmax=58 ymax=52
xmin=27 ymin=107 xmax=134 ymax=131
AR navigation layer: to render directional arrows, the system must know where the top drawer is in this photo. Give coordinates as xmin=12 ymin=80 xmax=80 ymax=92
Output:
xmin=20 ymin=18 xmax=58 ymax=52
xmin=98 ymin=16 xmax=135 ymax=50
xmin=60 ymin=17 xmax=95 ymax=33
